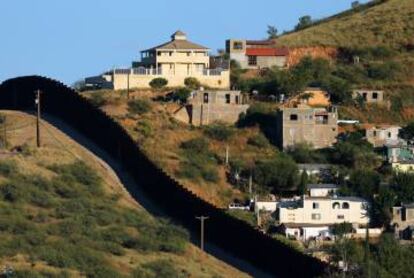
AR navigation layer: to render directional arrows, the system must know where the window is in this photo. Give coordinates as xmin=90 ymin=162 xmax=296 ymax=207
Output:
xmin=332 ymin=202 xmax=340 ymax=209
xmin=373 ymin=131 xmax=377 ymax=137
xmin=225 ymin=94 xmax=231 ymax=104
xmin=233 ymin=41 xmax=243 ymax=50
xmin=290 ymin=114 xmax=298 ymax=121
xmin=203 ymin=93 xmax=209 ymax=104
xmin=312 ymin=202 xmax=319 ymax=209
xmin=388 ymin=132 xmax=392 ymax=138
xmin=235 ymin=95 xmax=240 ymax=104
xmin=372 ymin=92 xmax=378 ymax=99
xmin=342 ymin=202 xmax=350 ymax=209
xmin=187 ymin=52 xmax=191 ymax=56
xmin=248 ymin=55 xmax=257 ymax=66
xmin=311 ymin=213 xmax=321 ymax=220
xmin=169 ymin=52 xmax=173 ymax=56
xmin=337 ymin=215 xmax=345 ymax=220
xmin=363 ymin=93 xmax=368 ymax=100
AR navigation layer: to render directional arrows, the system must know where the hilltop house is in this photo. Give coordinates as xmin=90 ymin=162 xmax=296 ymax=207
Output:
xmin=174 ymin=89 xmax=249 ymax=126
xmin=352 ymin=89 xmax=385 ymax=104
xmin=275 ymin=104 xmax=338 ymax=149
xmin=226 ymin=39 xmax=289 ymax=69
xmin=86 ymin=31 xmax=230 ymax=90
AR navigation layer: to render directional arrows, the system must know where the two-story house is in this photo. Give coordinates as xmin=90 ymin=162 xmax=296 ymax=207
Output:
xmin=279 ymin=196 xmax=369 ymax=240
xmin=86 ymin=31 xmax=230 ymax=90
xmin=275 ymin=104 xmax=338 ymax=149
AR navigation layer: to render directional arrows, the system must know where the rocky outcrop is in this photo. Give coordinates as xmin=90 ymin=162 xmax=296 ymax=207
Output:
xmin=287 ymin=46 xmax=338 ymax=67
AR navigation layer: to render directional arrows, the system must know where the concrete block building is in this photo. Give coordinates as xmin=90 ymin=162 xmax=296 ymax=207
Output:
xmin=275 ymin=104 xmax=338 ymax=149
xmin=187 ymin=90 xmax=249 ymax=126
xmin=365 ymin=125 xmax=401 ymax=147
xmin=352 ymin=89 xmax=385 ymax=104
xmin=86 ymin=31 xmax=230 ymax=90
xmin=174 ymin=90 xmax=249 ymax=126
xmin=392 ymin=203 xmax=414 ymax=239
xmin=226 ymin=39 xmax=289 ymax=69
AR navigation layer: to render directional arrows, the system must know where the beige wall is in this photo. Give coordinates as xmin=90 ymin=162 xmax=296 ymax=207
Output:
xmin=110 ymin=70 xmax=230 ymax=90
xmin=277 ymin=107 xmax=338 ymax=149
xmin=366 ymin=126 xmax=400 ymax=147
xmin=392 ymin=162 xmax=414 ymax=173
xmin=279 ymin=197 xmax=369 ymax=226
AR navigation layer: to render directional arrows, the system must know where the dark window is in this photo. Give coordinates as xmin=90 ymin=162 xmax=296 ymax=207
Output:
xmin=290 ymin=114 xmax=298 ymax=121
xmin=363 ymin=93 xmax=368 ymax=100
xmin=313 ymin=202 xmax=319 ymax=209
xmin=388 ymin=132 xmax=392 ymax=138
xmin=233 ymin=42 xmax=243 ymax=50
xmin=248 ymin=55 xmax=257 ymax=66
xmin=235 ymin=95 xmax=240 ymax=104
xmin=342 ymin=202 xmax=350 ymax=209
xmin=203 ymin=93 xmax=209 ymax=104
xmin=225 ymin=94 xmax=231 ymax=104
xmin=372 ymin=92 xmax=378 ymax=99
xmin=337 ymin=215 xmax=345 ymax=220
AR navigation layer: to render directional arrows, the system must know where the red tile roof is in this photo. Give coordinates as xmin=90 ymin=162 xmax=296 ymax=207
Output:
xmin=245 ymin=47 xmax=289 ymax=57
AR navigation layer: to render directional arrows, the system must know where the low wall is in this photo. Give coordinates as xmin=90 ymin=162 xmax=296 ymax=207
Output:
xmin=111 ymin=71 xmax=230 ymax=90
xmin=0 ymin=76 xmax=328 ymax=277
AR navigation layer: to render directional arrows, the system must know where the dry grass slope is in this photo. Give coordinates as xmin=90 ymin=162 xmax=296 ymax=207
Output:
xmin=278 ymin=0 xmax=414 ymax=48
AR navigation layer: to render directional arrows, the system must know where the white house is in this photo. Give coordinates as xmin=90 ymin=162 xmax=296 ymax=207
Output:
xmin=278 ymin=196 xmax=369 ymax=241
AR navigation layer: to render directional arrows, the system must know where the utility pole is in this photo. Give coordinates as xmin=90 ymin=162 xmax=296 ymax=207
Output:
xmin=225 ymin=145 xmax=229 ymax=165
xmin=35 ymin=90 xmax=41 ymax=148
xmin=195 ymin=216 xmax=209 ymax=251
xmin=127 ymin=69 xmax=130 ymax=100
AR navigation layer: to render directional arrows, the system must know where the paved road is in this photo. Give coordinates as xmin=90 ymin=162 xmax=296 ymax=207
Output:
xmin=39 ymin=112 xmax=273 ymax=278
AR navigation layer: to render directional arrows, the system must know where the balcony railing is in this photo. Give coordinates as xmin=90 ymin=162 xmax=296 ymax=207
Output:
xmin=112 ymin=67 xmax=226 ymax=77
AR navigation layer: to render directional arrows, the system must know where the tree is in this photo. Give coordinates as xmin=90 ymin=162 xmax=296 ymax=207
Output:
xmin=370 ymin=187 xmax=396 ymax=228
xmin=184 ymin=77 xmax=201 ymax=90
xmin=393 ymin=172 xmax=414 ymax=203
xmin=351 ymin=1 xmax=360 ymax=9
xmin=349 ymin=169 xmax=381 ymax=199
xmin=295 ymin=15 xmax=312 ymax=30
xmin=254 ymin=155 xmax=299 ymax=192
xmin=399 ymin=122 xmax=414 ymax=141
xmin=149 ymin=78 xmax=168 ymax=90
xmin=267 ymin=25 xmax=278 ymax=39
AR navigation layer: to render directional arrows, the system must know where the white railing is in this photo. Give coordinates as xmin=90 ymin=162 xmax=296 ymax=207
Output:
xmin=113 ymin=67 xmax=226 ymax=77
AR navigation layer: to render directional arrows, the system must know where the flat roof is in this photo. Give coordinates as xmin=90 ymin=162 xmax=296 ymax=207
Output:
xmin=307 ymin=184 xmax=339 ymax=189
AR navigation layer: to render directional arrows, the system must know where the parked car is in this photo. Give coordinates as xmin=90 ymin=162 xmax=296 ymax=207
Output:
xmin=228 ymin=203 xmax=250 ymax=211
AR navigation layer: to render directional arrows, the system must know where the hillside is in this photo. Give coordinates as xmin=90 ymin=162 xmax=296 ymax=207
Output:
xmin=278 ymin=0 xmax=414 ymax=48
xmin=0 ymin=111 xmax=248 ymax=278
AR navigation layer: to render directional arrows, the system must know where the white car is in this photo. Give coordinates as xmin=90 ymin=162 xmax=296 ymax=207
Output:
xmin=228 ymin=203 xmax=250 ymax=211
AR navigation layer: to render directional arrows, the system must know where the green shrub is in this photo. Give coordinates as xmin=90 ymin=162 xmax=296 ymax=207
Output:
xmin=184 ymin=77 xmax=201 ymax=90
xmin=201 ymin=167 xmax=219 ymax=183
xmin=127 ymin=99 xmax=152 ymax=115
xmin=247 ymin=134 xmax=269 ymax=148
xmin=135 ymin=120 xmax=152 ymax=137
xmin=143 ymin=260 xmax=181 ymax=278
xmin=203 ymin=124 xmax=235 ymax=141
xmin=180 ymin=138 xmax=209 ymax=153
xmin=0 ymin=183 xmax=27 ymax=202
xmin=89 ymin=92 xmax=107 ymax=107
xmin=173 ymin=88 xmax=191 ymax=103
xmin=0 ymin=160 xmax=17 ymax=177
xmin=149 ymin=78 xmax=168 ymax=89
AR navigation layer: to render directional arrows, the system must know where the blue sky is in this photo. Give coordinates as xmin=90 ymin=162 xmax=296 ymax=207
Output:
xmin=0 ymin=0 xmax=369 ymax=85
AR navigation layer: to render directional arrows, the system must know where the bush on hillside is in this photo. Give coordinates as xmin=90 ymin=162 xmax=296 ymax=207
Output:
xmin=203 ymin=124 xmax=235 ymax=141
xmin=247 ymin=134 xmax=270 ymax=148
xmin=149 ymin=78 xmax=168 ymax=90
xmin=184 ymin=77 xmax=201 ymax=90
xmin=127 ymin=99 xmax=152 ymax=115
xmin=89 ymin=92 xmax=107 ymax=107
xmin=180 ymin=137 xmax=209 ymax=153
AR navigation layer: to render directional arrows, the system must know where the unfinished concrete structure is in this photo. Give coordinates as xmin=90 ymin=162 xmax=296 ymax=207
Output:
xmin=392 ymin=203 xmax=414 ymax=239
xmin=365 ymin=125 xmax=401 ymax=147
xmin=352 ymin=89 xmax=384 ymax=104
xmin=183 ymin=90 xmax=249 ymax=126
xmin=276 ymin=104 xmax=338 ymax=149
